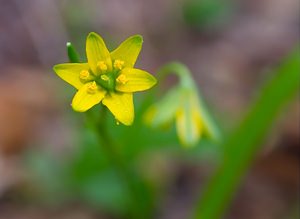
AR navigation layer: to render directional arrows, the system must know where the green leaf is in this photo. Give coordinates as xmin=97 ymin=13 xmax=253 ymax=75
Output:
xmin=192 ymin=48 xmax=300 ymax=219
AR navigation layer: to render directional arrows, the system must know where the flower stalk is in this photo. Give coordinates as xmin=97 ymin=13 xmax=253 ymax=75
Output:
xmin=85 ymin=108 xmax=151 ymax=218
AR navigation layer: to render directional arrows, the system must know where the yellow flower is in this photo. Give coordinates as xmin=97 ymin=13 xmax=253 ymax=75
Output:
xmin=175 ymin=89 xmax=204 ymax=146
xmin=53 ymin=32 xmax=157 ymax=125
xmin=145 ymin=87 xmax=218 ymax=147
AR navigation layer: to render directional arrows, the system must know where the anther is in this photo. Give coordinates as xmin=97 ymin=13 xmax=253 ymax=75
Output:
xmin=87 ymin=81 xmax=97 ymax=94
xmin=79 ymin=70 xmax=90 ymax=80
xmin=114 ymin=59 xmax=125 ymax=70
xmin=97 ymin=61 xmax=108 ymax=72
xmin=116 ymin=74 xmax=129 ymax=85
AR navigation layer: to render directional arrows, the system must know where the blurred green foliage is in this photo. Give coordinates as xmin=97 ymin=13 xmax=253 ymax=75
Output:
xmin=25 ymin=97 xmax=221 ymax=217
xmin=183 ymin=0 xmax=234 ymax=30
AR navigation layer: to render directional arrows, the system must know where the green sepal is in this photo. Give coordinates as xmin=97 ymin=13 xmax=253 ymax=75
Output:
xmin=66 ymin=42 xmax=81 ymax=63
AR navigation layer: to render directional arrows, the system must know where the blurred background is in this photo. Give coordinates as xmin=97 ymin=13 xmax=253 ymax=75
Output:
xmin=0 ymin=0 xmax=299 ymax=218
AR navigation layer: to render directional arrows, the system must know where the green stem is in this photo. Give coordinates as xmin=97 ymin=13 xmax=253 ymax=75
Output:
xmin=157 ymin=62 xmax=195 ymax=88
xmin=85 ymin=108 xmax=151 ymax=219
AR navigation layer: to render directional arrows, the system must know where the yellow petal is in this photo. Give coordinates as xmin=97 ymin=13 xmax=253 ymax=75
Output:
xmin=144 ymin=88 xmax=181 ymax=127
xmin=110 ymin=35 xmax=143 ymax=68
xmin=86 ymin=32 xmax=112 ymax=75
xmin=102 ymin=92 xmax=134 ymax=126
xmin=72 ymin=82 xmax=106 ymax=112
xmin=53 ymin=63 xmax=89 ymax=89
xmin=176 ymin=98 xmax=202 ymax=147
xmin=115 ymin=68 xmax=157 ymax=92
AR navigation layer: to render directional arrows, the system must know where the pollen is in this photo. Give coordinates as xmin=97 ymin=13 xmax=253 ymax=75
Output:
xmin=79 ymin=70 xmax=90 ymax=80
xmin=114 ymin=59 xmax=125 ymax=70
xmin=101 ymin=74 xmax=110 ymax=81
xmin=87 ymin=81 xmax=98 ymax=94
xmin=97 ymin=61 xmax=108 ymax=72
xmin=116 ymin=74 xmax=129 ymax=85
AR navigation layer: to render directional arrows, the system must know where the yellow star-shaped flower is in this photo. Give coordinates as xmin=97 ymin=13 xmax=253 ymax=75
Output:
xmin=53 ymin=32 xmax=157 ymax=125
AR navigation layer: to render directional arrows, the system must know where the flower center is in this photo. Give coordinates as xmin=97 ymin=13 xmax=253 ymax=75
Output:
xmin=87 ymin=59 xmax=128 ymax=92
xmin=96 ymin=73 xmax=115 ymax=91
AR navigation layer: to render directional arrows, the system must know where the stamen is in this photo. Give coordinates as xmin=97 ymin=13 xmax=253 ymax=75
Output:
xmin=97 ymin=61 xmax=108 ymax=72
xmin=87 ymin=81 xmax=97 ymax=94
xmin=79 ymin=70 xmax=90 ymax=80
xmin=101 ymin=74 xmax=110 ymax=81
xmin=116 ymin=74 xmax=129 ymax=85
xmin=114 ymin=59 xmax=125 ymax=70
